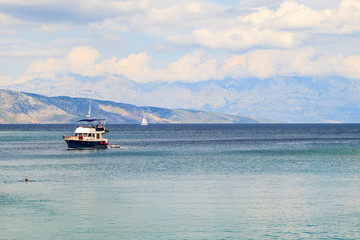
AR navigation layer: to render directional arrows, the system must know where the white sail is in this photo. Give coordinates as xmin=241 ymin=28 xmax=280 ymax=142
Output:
xmin=141 ymin=116 xmax=148 ymax=125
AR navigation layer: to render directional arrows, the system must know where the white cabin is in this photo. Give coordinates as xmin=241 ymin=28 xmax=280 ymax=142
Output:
xmin=74 ymin=127 xmax=107 ymax=141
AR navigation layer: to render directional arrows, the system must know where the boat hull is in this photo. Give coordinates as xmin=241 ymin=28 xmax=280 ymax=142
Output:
xmin=65 ymin=139 xmax=108 ymax=149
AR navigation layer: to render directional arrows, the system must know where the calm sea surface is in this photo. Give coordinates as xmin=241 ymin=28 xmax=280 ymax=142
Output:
xmin=1 ymin=124 xmax=360 ymax=239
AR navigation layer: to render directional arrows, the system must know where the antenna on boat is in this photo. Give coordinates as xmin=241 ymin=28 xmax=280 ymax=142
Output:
xmin=87 ymin=100 xmax=92 ymax=119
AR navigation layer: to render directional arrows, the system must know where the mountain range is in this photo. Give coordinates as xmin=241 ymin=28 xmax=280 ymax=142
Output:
xmin=0 ymin=89 xmax=272 ymax=124
xmin=4 ymin=74 xmax=359 ymax=123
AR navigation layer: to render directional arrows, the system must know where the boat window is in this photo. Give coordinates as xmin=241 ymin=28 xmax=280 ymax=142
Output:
xmin=83 ymin=133 xmax=88 ymax=137
xmin=97 ymin=134 xmax=100 ymax=139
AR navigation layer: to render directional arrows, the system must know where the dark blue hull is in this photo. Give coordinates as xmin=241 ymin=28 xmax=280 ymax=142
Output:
xmin=65 ymin=140 xmax=108 ymax=149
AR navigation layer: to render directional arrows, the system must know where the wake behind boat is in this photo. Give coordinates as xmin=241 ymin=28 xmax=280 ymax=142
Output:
xmin=63 ymin=102 xmax=109 ymax=149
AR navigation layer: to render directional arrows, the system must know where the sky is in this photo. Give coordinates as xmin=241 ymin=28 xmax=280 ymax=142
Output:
xmin=1 ymin=0 xmax=360 ymax=122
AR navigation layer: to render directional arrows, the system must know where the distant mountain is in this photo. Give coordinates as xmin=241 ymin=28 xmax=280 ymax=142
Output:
xmin=4 ymin=74 xmax=358 ymax=123
xmin=0 ymin=89 xmax=272 ymax=124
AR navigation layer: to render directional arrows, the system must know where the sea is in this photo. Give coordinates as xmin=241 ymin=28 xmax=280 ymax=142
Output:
xmin=1 ymin=124 xmax=360 ymax=239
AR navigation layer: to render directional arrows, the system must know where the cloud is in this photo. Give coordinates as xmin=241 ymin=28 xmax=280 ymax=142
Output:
xmin=24 ymin=47 xmax=160 ymax=82
xmin=167 ymin=51 xmax=218 ymax=82
xmin=93 ymin=1 xmax=209 ymax=37
xmin=149 ymin=2 xmax=203 ymax=23
xmin=67 ymin=46 xmax=100 ymax=75
xmin=0 ymin=41 xmax=63 ymax=59
xmin=90 ymin=50 xmax=219 ymax=83
xmin=221 ymin=48 xmax=360 ymax=79
xmin=0 ymin=0 xmax=149 ymax=23
xmin=165 ymin=0 xmax=360 ymax=51
xmin=0 ymin=12 xmax=25 ymax=26
xmin=184 ymin=2 xmax=203 ymax=13
xmin=8 ymin=0 xmax=360 ymax=86
xmin=22 ymin=45 xmax=360 ymax=85
xmin=24 ymin=47 xmax=219 ymax=83
xmin=3 ymin=0 xmax=360 ymax=55
xmin=150 ymin=6 xmax=183 ymax=23
xmin=343 ymin=55 xmax=360 ymax=79
xmin=25 ymin=46 xmax=99 ymax=75
xmin=94 ymin=52 xmax=158 ymax=82
xmin=0 ymin=75 xmax=12 ymax=86
xmin=243 ymin=1 xmax=324 ymax=29
xmin=242 ymin=0 xmax=360 ymax=34
xmin=190 ymin=27 xmax=297 ymax=50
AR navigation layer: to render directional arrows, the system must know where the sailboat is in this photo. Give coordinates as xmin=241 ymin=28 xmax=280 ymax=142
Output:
xmin=141 ymin=115 xmax=148 ymax=125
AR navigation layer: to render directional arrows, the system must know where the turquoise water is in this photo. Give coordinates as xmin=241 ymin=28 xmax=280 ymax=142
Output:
xmin=1 ymin=124 xmax=360 ymax=239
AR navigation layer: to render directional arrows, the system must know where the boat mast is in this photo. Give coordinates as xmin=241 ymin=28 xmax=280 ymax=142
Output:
xmin=87 ymin=100 xmax=92 ymax=119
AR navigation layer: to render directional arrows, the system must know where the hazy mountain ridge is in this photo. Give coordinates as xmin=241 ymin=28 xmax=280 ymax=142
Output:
xmin=0 ymin=89 xmax=268 ymax=124
xmin=4 ymin=74 xmax=358 ymax=122
xmin=0 ymin=90 xmax=75 ymax=123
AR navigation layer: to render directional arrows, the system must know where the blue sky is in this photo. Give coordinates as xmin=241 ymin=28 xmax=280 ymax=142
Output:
xmin=1 ymin=0 xmax=360 ymax=122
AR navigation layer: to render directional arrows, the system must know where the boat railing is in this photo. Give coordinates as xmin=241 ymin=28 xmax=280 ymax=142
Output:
xmin=63 ymin=135 xmax=105 ymax=141
xmin=63 ymin=135 xmax=78 ymax=140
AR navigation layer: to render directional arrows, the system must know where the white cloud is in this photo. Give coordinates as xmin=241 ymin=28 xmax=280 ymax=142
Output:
xmin=220 ymin=48 xmax=360 ymax=79
xmin=184 ymin=2 xmax=203 ymax=13
xmin=0 ymin=75 xmax=12 ymax=86
xmin=147 ymin=1 xmax=204 ymax=25
xmin=343 ymin=55 xmax=360 ymax=79
xmin=91 ymin=1 xmax=224 ymax=38
xmin=92 ymin=50 xmax=218 ymax=83
xmin=4 ymin=0 xmax=358 ymax=55
xmin=22 ymin=45 xmax=360 ymax=85
xmin=0 ymin=46 xmax=62 ymax=58
xmin=341 ymin=0 xmax=360 ymax=8
xmin=190 ymin=27 xmax=297 ymax=50
xmin=3 ymin=0 xmax=360 ymax=51
xmin=150 ymin=6 xmax=183 ymax=23
xmin=268 ymin=1 xmax=324 ymax=29
xmin=94 ymin=52 xmax=158 ymax=82
xmin=0 ymin=0 xmax=150 ymax=22
xmin=25 ymin=46 xmax=99 ymax=75
xmin=164 ymin=0 xmax=360 ymax=51
xmin=0 ymin=12 xmax=24 ymax=26
xmin=67 ymin=46 xmax=100 ymax=75
xmin=0 ymin=0 xmax=57 ymax=5
xmin=167 ymin=51 xmax=218 ymax=82
xmin=12 ymin=0 xmax=360 ymax=85
xmin=241 ymin=0 xmax=360 ymax=34
xmin=24 ymin=47 xmax=219 ymax=83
